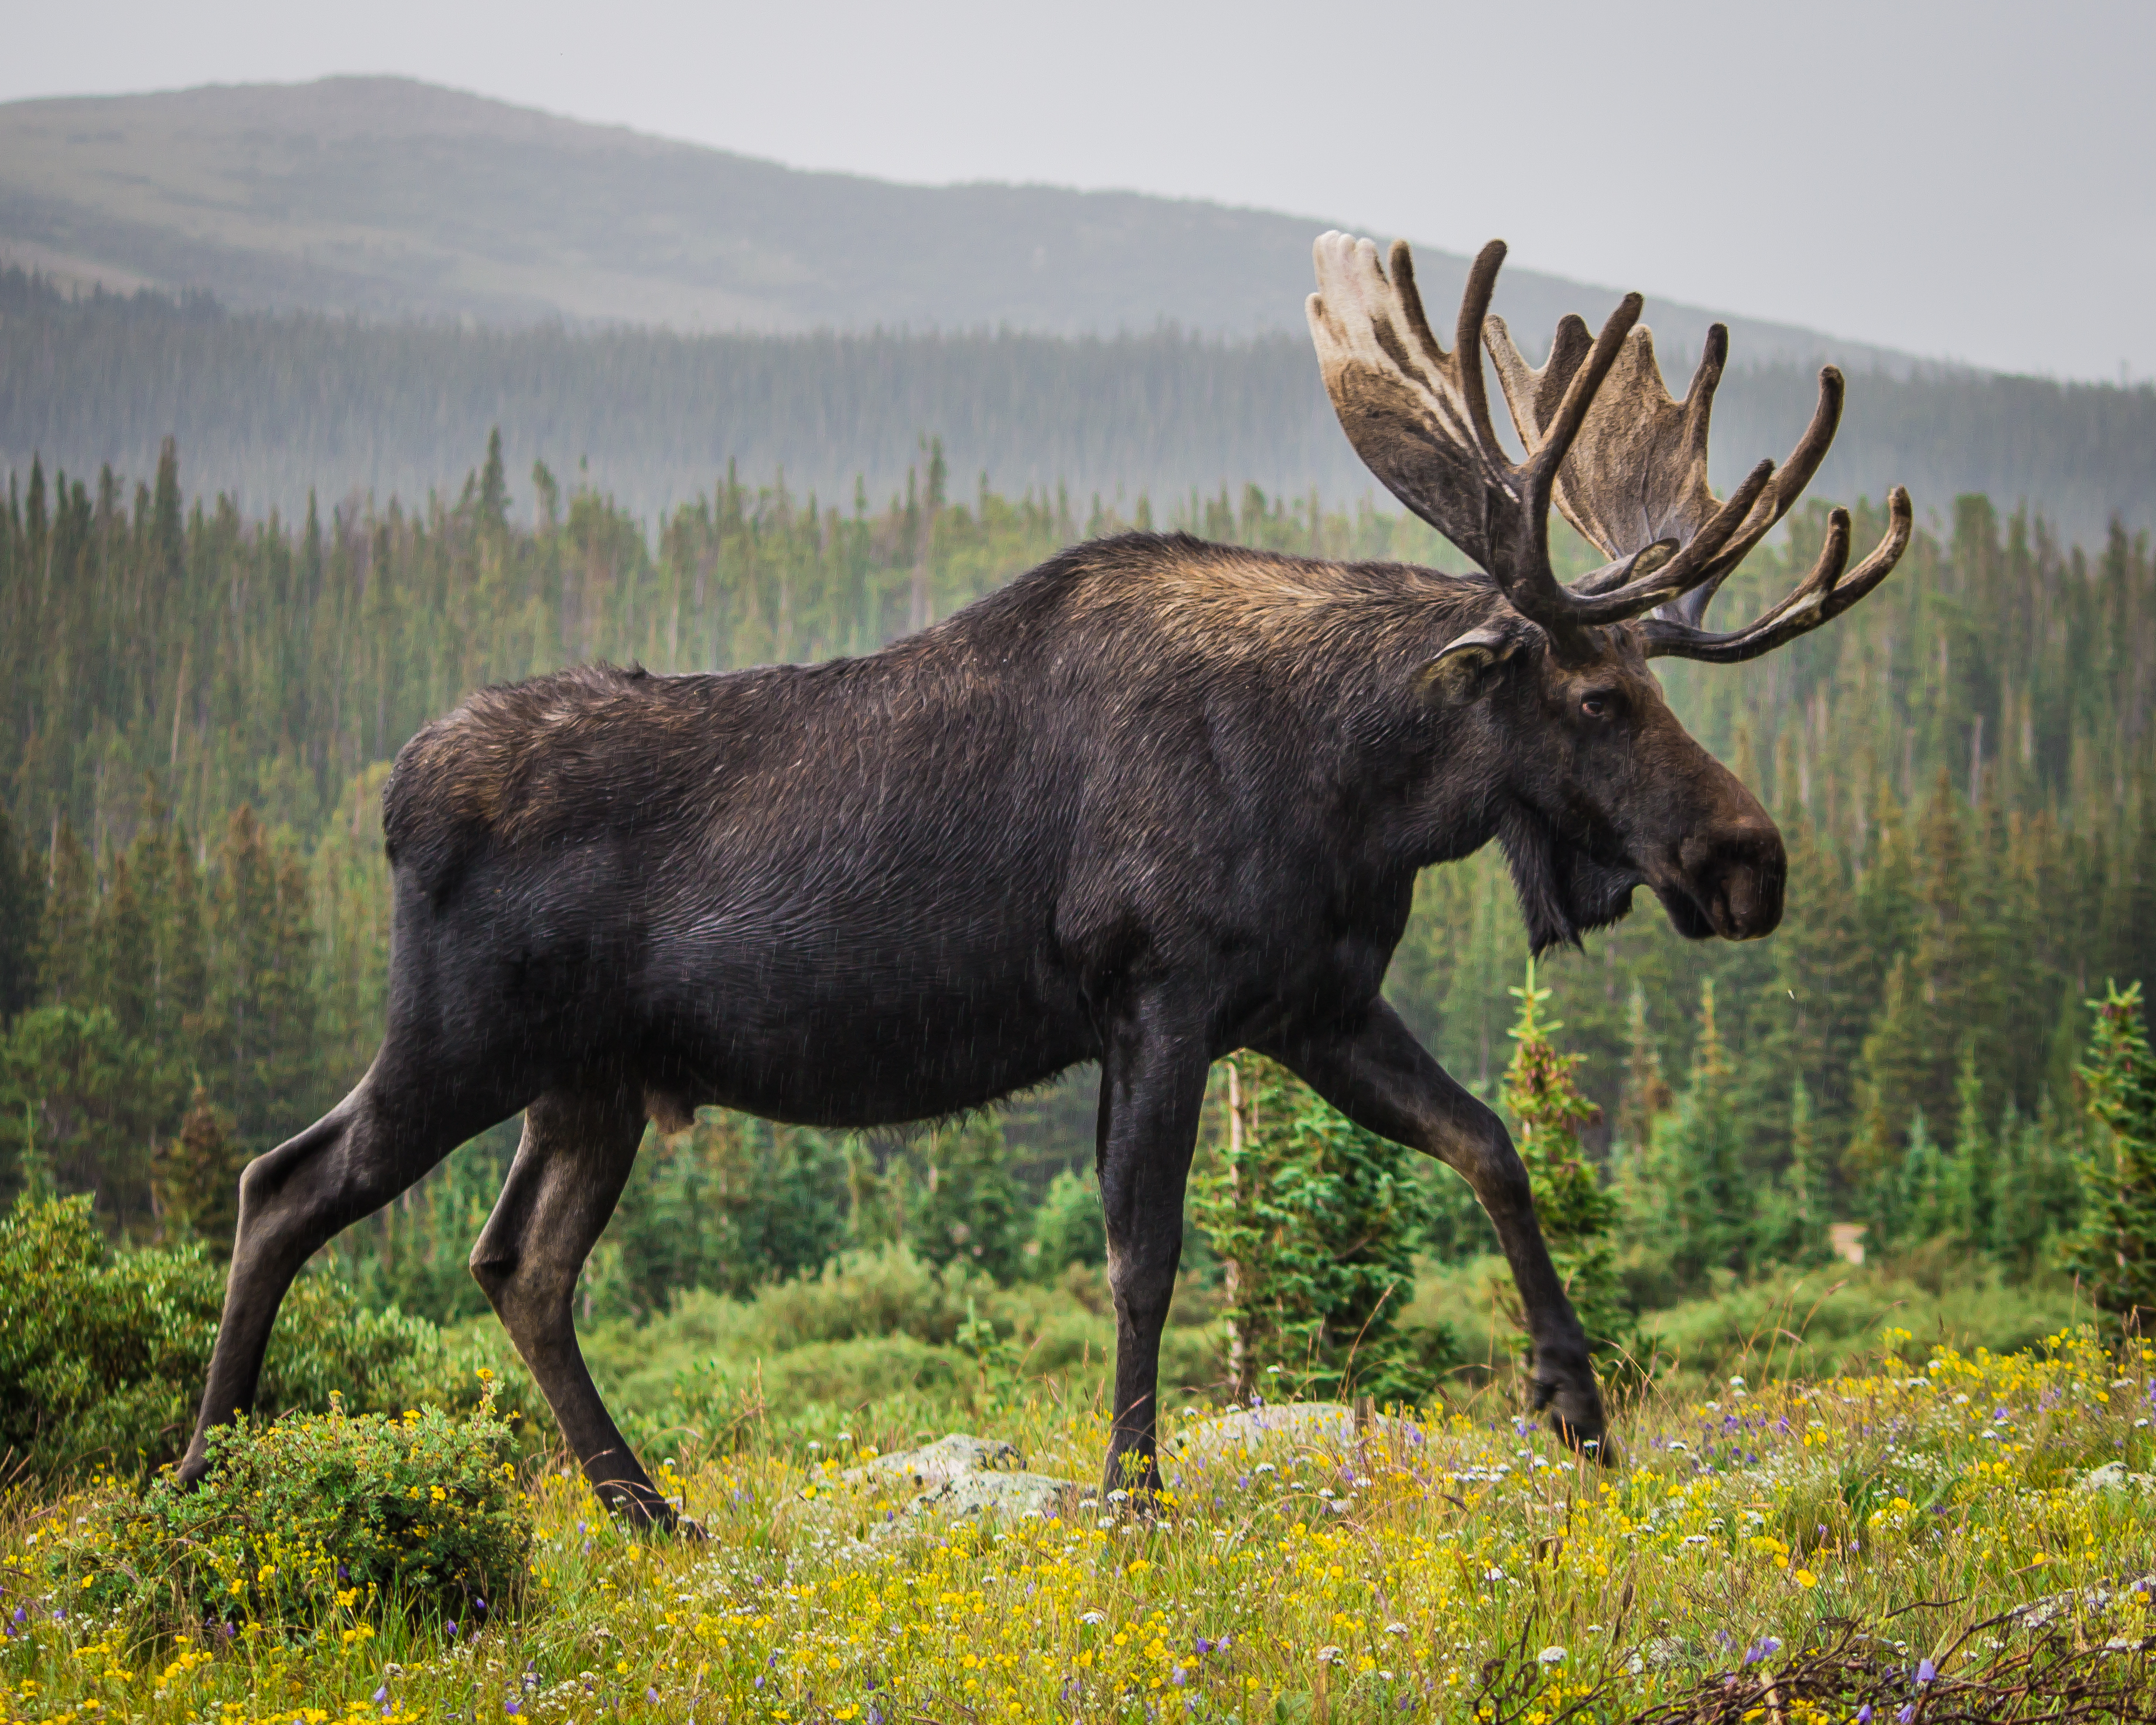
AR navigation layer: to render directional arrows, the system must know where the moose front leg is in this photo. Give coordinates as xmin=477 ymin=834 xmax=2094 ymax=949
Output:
xmin=1095 ymin=1001 xmax=1211 ymax=1500
xmin=1268 ymin=999 xmax=1609 ymax=1458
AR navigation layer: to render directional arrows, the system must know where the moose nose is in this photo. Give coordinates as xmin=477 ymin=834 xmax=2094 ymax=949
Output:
xmin=1679 ymin=819 xmax=1786 ymax=940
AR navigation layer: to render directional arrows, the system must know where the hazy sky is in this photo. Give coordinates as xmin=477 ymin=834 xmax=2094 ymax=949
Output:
xmin=5 ymin=0 xmax=2148 ymax=380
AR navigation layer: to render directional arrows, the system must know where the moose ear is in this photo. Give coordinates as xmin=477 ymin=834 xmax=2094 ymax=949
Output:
xmin=1419 ymin=626 xmax=1518 ymax=705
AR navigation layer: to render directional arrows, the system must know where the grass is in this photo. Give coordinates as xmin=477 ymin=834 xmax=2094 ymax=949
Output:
xmin=6 ymin=1322 xmax=2156 ymax=1723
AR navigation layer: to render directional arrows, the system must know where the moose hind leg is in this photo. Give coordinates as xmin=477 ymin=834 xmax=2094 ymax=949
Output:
xmin=180 ymin=1066 xmax=497 ymax=1486
xmin=469 ymin=1089 xmax=670 ymax=1525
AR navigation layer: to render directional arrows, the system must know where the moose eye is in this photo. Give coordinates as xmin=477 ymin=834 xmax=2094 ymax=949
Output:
xmin=1580 ymin=693 xmax=1619 ymax=722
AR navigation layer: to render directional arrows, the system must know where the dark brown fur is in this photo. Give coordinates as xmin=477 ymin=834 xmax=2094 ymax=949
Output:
xmin=182 ymin=532 xmax=1781 ymax=1518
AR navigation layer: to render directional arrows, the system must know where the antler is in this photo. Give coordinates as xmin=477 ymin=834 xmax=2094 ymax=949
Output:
xmin=1481 ymin=287 xmax=1911 ymax=661
xmin=1307 ymin=233 xmax=1776 ymax=651
xmin=1310 ymin=233 xmax=1911 ymax=662
xmin=1635 ymin=489 xmax=1912 ymax=662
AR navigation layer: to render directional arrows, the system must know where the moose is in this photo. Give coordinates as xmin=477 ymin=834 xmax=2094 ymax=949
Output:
xmin=181 ymin=234 xmax=1908 ymax=1523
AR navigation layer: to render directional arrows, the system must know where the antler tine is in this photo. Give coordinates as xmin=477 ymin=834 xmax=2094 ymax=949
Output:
xmin=1642 ymin=487 xmax=1913 ymax=663
xmin=1521 ymin=292 xmax=1645 ymax=506
xmin=1447 ymin=240 xmax=1510 ymax=465
xmin=1666 ymin=361 xmax=1847 ymax=628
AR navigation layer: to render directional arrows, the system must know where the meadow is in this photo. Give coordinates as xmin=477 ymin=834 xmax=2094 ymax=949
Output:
xmin=6 ymin=1274 xmax=2155 ymax=1724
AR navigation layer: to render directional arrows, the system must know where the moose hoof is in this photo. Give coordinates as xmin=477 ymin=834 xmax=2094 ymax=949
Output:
xmin=1530 ymin=1358 xmax=1614 ymax=1464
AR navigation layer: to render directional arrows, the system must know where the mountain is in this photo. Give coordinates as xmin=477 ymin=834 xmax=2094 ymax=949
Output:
xmin=6 ymin=77 xmax=2150 ymax=541
xmin=0 ymin=77 xmax=1916 ymax=372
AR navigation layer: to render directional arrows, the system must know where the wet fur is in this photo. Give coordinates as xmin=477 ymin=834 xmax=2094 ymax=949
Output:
xmin=187 ymin=530 xmax=1780 ymax=1517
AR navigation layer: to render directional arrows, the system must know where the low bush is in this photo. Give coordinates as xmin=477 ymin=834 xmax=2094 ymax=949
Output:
xmin=60 ymin=1387 xmax=531 ymax=1632
xmin=0 ymin=1194 xmax=541 ymax=1478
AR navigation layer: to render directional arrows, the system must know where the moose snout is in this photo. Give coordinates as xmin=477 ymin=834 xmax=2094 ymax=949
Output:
xmin=1677 ymin=819 xmax=1786 ymax=940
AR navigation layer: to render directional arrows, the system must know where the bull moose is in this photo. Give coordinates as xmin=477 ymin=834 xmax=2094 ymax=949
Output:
xmin=180 ymin=234 xmax=1909 ymax=1523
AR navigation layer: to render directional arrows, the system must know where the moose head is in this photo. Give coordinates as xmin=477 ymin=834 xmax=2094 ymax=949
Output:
xmin=1308 ymin=234 xmax=1911 ymax=952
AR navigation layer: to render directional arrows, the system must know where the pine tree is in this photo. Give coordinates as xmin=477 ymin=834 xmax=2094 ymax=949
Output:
xmin=1614 ymin=983 xmax=1673 ymax=1161
xmin=1847 ymin=954 xmax=1928 ymax=1226
xmin=477 ymin=426 xmax=510 ymax=528
xmin=1195 ymin=1054 xmax=1435 ymax=1403
xmin=206 ymin=808 xmax=324 ymax=1149
xmin=1774 ymin=815 xmax=1873 ymax=1149
xmin=1758 ymin=1077 xmax=1831 ymax=1266
xmin=0 ymin=802 xmax=39 ymax=1023
xmin=1501 ymin=961 xmax=1630 ymax=1359
xmin=1649 ymin=979 xmax=1752 ymax=1290
xmin=1895 ymin=1111 xmax=1943 ymax=1246
xmin=2062 ymin=983 xmax=2156 ymax=1325
xmin=36 ymin=820 xmax=94 ymax=1007
xmin=93 ymin=852 xmax=153 ymax=1037
xmin=159 ymin=826 xmax=208 ymax=1050
xmin=1945 ymin=1047 xmax=1996 ymax=1251
xmin=151 ymin=436 xmax=183 ymax=587
xmin=1911 ymin=769 xmax=1991 ymax=1126
xmin=155 ymin=1084 xmax=247 ymax=1252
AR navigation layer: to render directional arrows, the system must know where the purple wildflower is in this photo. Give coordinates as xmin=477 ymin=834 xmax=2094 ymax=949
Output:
xmin=504 ymin=1703 xmax=520 ymax=1717
xmin=1916 ymin=1658 xmax=1937 ymax=1684
xmin=1897 ymin=1707 xmax=1915 ymax=1724
xmin=1856 ymin=1707 xmax=1873 ymax=1723
xmin=445 ymin=1620 xmax=457 ymax=1638
xmin=647 ymin=1688 xmax=661 ymax=1704
xmin=1194 ymin=1637 xmax=1212 ymax=1655
xmin=374 ymin=1686 xmax=389 ymax=1704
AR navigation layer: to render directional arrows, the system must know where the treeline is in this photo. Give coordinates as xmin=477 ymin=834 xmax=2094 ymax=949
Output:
xmin=5 ymin=268 xmax=2153 ymax=541
xmin=2 ymin=433 xmax=2153 ymax=1317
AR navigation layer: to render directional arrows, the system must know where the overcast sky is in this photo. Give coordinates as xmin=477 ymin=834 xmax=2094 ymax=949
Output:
xmin=5 ymin=0 xmax=2147 ymax=380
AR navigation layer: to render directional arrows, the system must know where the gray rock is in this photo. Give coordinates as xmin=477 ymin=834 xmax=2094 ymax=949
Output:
xmin=2074 ymin=1461 xmax=2155 ymax=1494
xmin=841 ymin=1433 xmax=1081 ymax=1522
xmin=1172 ymin=1402 xmax=1364 ymax=1456
xmin=843 ymin=1433 xmax=1019 ymax=1494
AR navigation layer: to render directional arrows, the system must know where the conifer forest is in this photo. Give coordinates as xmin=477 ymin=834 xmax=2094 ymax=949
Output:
xmin=6 ymin=409 xmax=2155 ymax=1360
xmin=13 ymin=345 xmax=2156 ymax=1725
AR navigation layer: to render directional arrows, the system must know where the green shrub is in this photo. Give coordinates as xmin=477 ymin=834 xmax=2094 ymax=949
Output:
xmin=0 ymin=1193 xmax=541 ymax=1477
xmin=61 ymin=1389 xmax=531 ymax=1631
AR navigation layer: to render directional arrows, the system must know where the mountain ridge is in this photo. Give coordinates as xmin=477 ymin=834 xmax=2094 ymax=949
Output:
xmin=0 ymin=76 xmax=1926 ymax=376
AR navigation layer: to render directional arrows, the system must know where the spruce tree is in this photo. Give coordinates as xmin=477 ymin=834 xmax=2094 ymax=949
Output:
xmin=1651 ymin=980 xmax=1752 ymax=1289
xmin=1945 ymin=1047 xmax=1996 ymax=1251
xmin=1500 ymin=962 xmax=1629 ymax=1359
xmin=1195 ymin=1054 xmax=1435 ymax=1403
xmin=155 ymin=1083 xmax=247 ymax=1252
xmin=1895 ymin=1111 xmax=1943 ymax=1246
xmin=0 ymin=802 xmax=38 ymax=1023
xmin=2063 ymin=983 xmax=2156 ymax=1325
xmin=206 ymin=808 xmax=324 ymax=1149
xmin=1847 ymin=954 xmax=1928 ymax=1229
xmin=36 ymin=820 xmax=94 ymax=1007
xmin=94 ymin=852 xmax=153 ymax=1037
xmin=478 ymin=426 xmax=510 ymax=528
